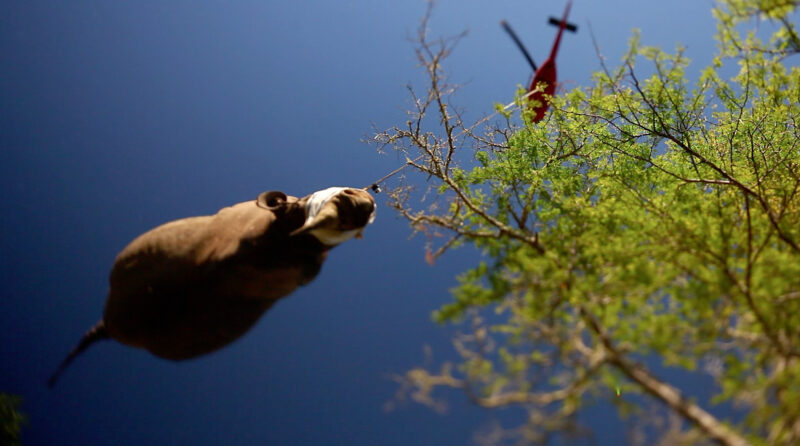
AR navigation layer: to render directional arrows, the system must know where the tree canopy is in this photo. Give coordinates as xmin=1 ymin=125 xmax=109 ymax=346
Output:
xmin=375 ymin=1 xmax=800 ymax=444
xmin=0 ymin=393 xmax=25 ymax=446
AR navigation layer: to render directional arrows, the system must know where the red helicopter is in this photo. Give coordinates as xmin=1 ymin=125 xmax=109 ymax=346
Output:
xmin=501 ymin=0 xmax=577 ymax=123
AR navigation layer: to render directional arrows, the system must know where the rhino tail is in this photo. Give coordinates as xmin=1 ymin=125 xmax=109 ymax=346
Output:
xmin=48 ymin=320 xmax=109 ymax=388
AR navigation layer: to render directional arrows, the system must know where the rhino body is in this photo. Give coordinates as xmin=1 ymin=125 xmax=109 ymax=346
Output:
xmin=49 ymin=187 xmax=375 ymax=386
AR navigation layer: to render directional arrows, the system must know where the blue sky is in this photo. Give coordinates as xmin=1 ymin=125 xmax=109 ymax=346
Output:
xmin=0 ymin=1 xmax=736 ymax=444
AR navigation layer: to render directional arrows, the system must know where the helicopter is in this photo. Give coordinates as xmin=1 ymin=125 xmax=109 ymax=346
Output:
xmin=501 ymin=0 xmax=577 ymax=122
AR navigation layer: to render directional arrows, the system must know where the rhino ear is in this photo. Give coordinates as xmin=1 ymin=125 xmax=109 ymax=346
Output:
xmin=290 ymin=207 xmax=337 ymax=237
xmin=256 ymin=191 xmax=288 ymax=210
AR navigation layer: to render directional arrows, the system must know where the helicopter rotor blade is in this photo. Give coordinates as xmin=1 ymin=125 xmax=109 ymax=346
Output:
xmin=500 ymin=20 xmax=538 ymax=72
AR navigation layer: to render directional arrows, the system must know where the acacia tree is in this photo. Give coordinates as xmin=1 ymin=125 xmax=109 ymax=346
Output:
xmin=0 ymin=393 xmax=25 ymax=446
xmin=375 ymin=1 xmax=800 ymax=444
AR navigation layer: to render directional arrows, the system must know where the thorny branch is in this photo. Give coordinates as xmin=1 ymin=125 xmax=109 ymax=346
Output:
xmin=373 ymin=6 xmax=544 ymax=256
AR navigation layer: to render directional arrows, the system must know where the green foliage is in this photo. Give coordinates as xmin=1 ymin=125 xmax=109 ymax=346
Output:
xmin=0 ymin=394 xmax=26 ymax=446
xmin=379 ymin=0 xmax=800 ymax=444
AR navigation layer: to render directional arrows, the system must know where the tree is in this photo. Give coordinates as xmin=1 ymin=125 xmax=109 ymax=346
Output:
xmin=0 ymin=393 xmax=26 ymax=446
xmin=375 ymin=1 xmax=800 ymax=444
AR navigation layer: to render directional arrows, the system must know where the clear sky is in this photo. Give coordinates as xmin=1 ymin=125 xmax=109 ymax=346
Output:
xmin=1 ymin=1 xmax=731 ymax=444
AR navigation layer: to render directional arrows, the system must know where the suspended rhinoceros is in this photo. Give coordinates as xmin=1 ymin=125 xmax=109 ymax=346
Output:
xmin=49 ymin=187 xmax=376 ymax=387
